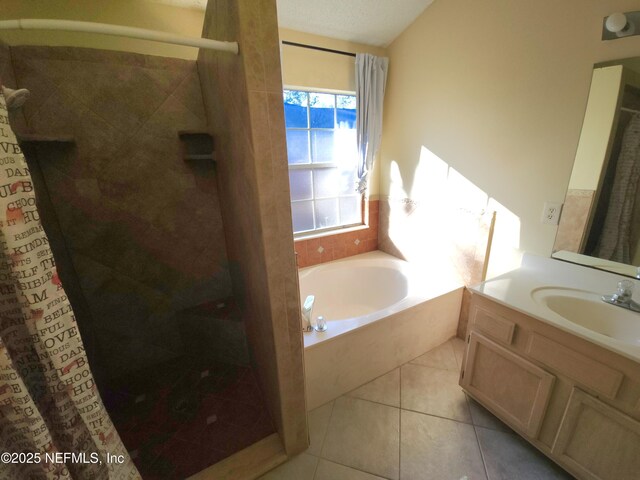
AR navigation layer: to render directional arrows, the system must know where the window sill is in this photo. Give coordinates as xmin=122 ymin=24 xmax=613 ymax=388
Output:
xmin=294 ymin=224 xmax=371 ymax=242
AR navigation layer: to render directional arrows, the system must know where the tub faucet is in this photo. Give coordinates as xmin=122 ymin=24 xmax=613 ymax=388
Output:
xmin=302 ymin=295 xmax=315 ymax=332
xmin=602 ymin=280 xmax=640 ymax=312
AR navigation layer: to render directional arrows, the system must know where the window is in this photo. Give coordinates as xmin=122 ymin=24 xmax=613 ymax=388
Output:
xmin=284 ymin=89 xmax=361 ymax=235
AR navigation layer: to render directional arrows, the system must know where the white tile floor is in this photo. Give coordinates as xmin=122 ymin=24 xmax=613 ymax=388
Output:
xmin=260 ymin=338 xmax=574 ymax=480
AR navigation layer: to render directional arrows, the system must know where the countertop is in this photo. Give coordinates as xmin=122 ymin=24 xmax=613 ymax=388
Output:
xmin=471 ymin=253 xmax=640 ymax=363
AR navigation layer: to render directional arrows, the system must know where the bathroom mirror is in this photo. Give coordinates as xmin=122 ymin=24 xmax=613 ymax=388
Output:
xmin=552 ymin=56 xmax=640 ymax=278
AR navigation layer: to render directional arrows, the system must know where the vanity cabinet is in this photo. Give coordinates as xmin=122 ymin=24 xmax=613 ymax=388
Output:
xmin=461 ymin=332 xmax=554 ymax=437
xmin=552 ymin=388 xmax=640 ymax=480
xmin=461 ymin=294 xmax=640 ymax=480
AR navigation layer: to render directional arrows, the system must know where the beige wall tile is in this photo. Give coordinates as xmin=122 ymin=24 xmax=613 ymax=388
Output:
xmin=554 ymin=189 xmax=595 ymax=253
xmin=11 ymin=45 xmax=236 ymax=373
xmin=458 ymin=287 xmax=472 ymax=339
xmin=0 ymin=45 xmax=16 ymax=88
xmin=199 ymin=0 xmax=307 ymax=456
xmin=377 ymin=197 xmax=493 ymax=288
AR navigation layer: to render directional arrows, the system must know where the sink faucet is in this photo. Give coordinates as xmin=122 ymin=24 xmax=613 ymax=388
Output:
xmin=602 ymin=280 xmax=640 ymax=312
xmin=302 ymin=295 xmax=315 ymax=332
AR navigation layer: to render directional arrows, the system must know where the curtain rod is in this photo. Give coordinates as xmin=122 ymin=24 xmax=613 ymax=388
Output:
xmin=0 ymin=19 xmax=239 ymax=54
xmin=281 ymin=40 xmax=356 ymax=58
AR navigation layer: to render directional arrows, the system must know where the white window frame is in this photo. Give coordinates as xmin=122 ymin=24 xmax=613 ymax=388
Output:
xmin=284 ymin=86 xmax=363 ymax=237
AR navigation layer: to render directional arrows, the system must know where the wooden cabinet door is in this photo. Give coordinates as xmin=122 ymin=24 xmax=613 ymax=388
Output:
xmin=552 ymin=388 xmax=640 ymax=480
xmin=460 ymin=332 xmax=555 ymax=437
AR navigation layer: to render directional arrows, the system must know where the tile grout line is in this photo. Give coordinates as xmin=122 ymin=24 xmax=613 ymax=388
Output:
xmin=403 ymin=337 xmax=460 ymax=367
xmin=466 ymin=387 xmax=491 ymax=480
xmin=406 ymin=361 xmax=459 ymax=373
xmin=346 ymin=367 xmax=402 ymax=398
xmin=307 ymin=451 xmax=394 ymax=480
xmin=398 ymin=364 xmax=402 ymax=480
xmin=313 ymin=396 xmax=397 ymax=480
xmin=311 ymin=454 xmax=320 ymax=480
xmin=345 ymin=393 xmax=510 ymax=433
xmin=447 ymin=340 xmax=459 ymax=371
xmin=473 ymin=424 xmax=491 ymax=480
xmin=317 ymin=400 xmax=336 ymax=458
xmin=313 ymin=338 xmax=492 ymax=480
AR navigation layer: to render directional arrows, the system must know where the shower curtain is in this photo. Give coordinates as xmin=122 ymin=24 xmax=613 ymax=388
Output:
xmin=594 ymin=113 xmax=640 ymax=263
xmin=0 ymin=92 xmax=139 ymax=479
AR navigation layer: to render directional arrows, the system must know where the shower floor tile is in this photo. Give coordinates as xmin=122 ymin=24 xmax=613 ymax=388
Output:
xmin=103 ymin=359 xmax=275 ymax=479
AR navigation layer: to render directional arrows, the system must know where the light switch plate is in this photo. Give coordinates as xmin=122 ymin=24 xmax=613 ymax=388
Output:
xmin=542 ymin=202 xmax=563 ymax=225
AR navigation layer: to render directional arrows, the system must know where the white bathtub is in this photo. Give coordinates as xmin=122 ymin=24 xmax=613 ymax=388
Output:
xmin=300 ymin=251 xmax=464 ymax=409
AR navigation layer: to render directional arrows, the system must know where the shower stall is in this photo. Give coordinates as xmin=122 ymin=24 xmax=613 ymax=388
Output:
xmin=0 ymin=0 xmax=307 ymax=478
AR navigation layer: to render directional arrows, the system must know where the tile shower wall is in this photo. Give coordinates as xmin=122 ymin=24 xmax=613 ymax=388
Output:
xmin=554 ymin=189 xmax=595 ymax=253
xmin=378 ymin=196 xmax=493 ymax=286
xmin=198 ymin=0 xmax=308 ymax=455
xmin=5 ymin=45 xmax=240 ymax=378
xmin=0 ymin=46 xmax=16 ymax=106
xmin=378 ymin=195 xmax=494 ymax=338
xmin=295 ymin=199 xmax=379 ymax=268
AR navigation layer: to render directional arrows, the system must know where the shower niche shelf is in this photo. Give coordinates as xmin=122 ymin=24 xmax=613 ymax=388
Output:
xmin=17 ymin=133 xmax=75 ymax=144
xmin=178 ymin=131 xmax=215 ymax=162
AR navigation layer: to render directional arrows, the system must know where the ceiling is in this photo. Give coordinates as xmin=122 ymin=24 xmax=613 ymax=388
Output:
xmin=150 ymin=0 xmax=435 ymax=47
xmin=276 ymin=0 xmax=434 ymax=47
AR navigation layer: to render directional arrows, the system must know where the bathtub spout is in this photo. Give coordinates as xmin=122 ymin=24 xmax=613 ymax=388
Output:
xmin=302 ymin=295 xmax=315 ymax=332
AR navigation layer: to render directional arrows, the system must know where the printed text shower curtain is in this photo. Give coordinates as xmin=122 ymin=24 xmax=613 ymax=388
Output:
xmin=0 ymin=91 xmax=139 ymax=479
xmin=594 ymin=113 xmax=640 ymax=263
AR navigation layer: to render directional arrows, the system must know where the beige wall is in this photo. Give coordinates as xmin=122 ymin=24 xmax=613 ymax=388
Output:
xmin=381 ymin=0 xmax=640 ymax=278
xmin=279 ymin=28 xmax=384 ymax=92
xmin=0 ymin=0 xmax=205 ymax=59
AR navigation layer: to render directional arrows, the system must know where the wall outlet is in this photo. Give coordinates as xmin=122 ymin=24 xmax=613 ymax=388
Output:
xmin=541 ymin=202 xmax=563 ymax=225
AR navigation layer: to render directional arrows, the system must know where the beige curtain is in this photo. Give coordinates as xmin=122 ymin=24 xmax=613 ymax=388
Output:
xmin=355 ymin=53 xmax=389 ymax=194
xmin=0 ymin=92 xmax=139 ymax=479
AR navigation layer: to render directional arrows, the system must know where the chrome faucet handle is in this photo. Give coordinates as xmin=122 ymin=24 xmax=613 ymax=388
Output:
xmin=602 ymin=280 xmax=640 ymax=312
xmin=613 ymin=280 xmax=634 ymax=303
xmin=314 ymin=315 xmax=327 ymax=332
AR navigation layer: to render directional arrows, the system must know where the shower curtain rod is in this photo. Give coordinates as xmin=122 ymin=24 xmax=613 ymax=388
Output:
xmin=0 ymin=19 xmax=239 ymax=54
xmin=281 ymin=40 xmax=356 ymax=58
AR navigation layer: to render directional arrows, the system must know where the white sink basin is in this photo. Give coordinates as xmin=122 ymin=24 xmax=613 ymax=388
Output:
xmin=531 ymin=287 xmax=640 ymax=346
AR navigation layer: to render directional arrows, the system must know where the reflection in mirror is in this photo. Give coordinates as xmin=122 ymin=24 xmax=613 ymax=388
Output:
xmin=553 ymin=58 xmax=640 ymax=278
